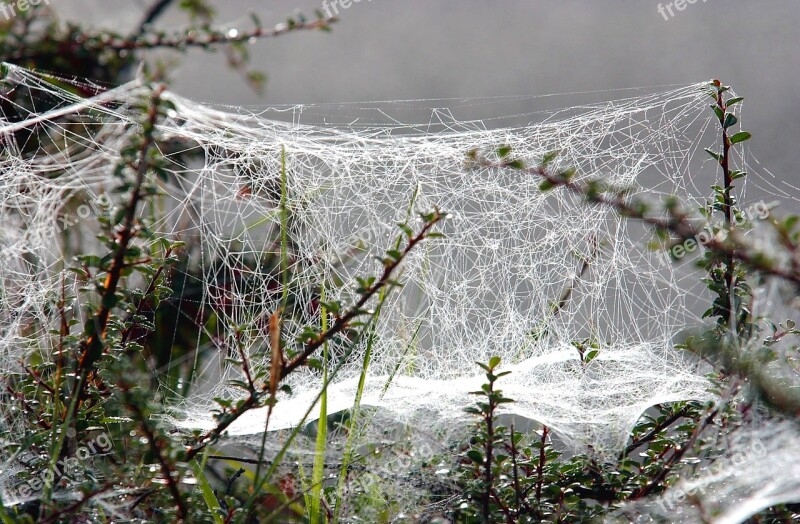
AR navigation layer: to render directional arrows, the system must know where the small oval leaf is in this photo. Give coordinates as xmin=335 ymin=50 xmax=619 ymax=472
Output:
xmin=729 ymin=131 xmax=752 ymax=145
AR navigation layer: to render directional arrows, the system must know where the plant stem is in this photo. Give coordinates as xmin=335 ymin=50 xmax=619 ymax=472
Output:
xmin=714 ymin=83 xmax=737 ymax=330
xmin=482 ymin=373 xmax=498 ymax=520
xmin=76 ymin=84 xmax=165 ymax=377
xmin=184 ymin=211 xmax=444 ymax=461
xmin=623 ymin=404 xmax=693 ymax=457
xmin=44 ymin=85 xmax=165 ymax=506
xmin=8 ymin=18 xmax=338 ymax=63
xmin=309 ymin=286 xmax=328 ymax=524
xmin=477 ymin=158 xmax=800 ymax=285
xmin=282 ymin=210 xmax=444 ymax=376
xmin=120 ymin=380 xmax=188 ymax=521
xmin=535 ymin=426 xmax=548 ymax=509
xmin=134 ymin=0 xmax=176 ymax=37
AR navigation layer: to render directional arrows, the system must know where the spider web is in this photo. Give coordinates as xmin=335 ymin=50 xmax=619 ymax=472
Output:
xmin=2 ymin=63 xmax=799 ymax=521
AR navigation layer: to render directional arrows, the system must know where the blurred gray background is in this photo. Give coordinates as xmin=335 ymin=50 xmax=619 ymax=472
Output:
xmin=56 ymin=0 xmax=800 ymax=181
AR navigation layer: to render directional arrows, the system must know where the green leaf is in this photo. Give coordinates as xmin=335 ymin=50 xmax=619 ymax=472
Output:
xmin=496 ymin=145 xmax=512 ymax=158
xmin=488 ymin=356 xmax=501 ymax=369
xmin=153 ymin=166 xmax=170 ymax=182
xmin=558 ymin=168 xmax=577 ymax=181
xmin=192 ymin=451 xmax=225 ymax=524
xmin=247 ymin=71 xmax=266 ymax=88
xmin=542 ymin=150 xmax=561 ymax=166
xmin=723 ymin=113 xmax=738 ymax=129
xmin=711 ymin=105 xmax=724 ymax=122
xmin=726 ymin=96 xmax=744 ymax=107
xmin=704 ymin=148 xmax=723 ymax=163
xmin=539 ymin=180 xmax=556 ymax=192
xmin=386 ymin=249 xmax=403 ymax=261
xmin=320 ymin=301 xmax=340 ymax=314
xmin=76 ymin=255 xmax=104 ymax=268
xmin=112 ymin=207 xmax=127 ymax=225
xmin=356 ymin=276 xmax=376 ymax=292
xmin=729 ymin=131 xmax=751 ymax=145
xmin=466 ymin=449 xmax=484 ymax=464
xmin=397 ymin=223 xmax=413 ymax=238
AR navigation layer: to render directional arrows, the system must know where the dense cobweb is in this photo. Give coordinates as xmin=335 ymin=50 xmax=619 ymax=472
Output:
xmin=2 ymin=63 xmax=800 ymax=521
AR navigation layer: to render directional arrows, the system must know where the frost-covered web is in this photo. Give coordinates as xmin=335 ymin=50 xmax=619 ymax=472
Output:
xmin=2 ymin=63 xmax=800 ymax=521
